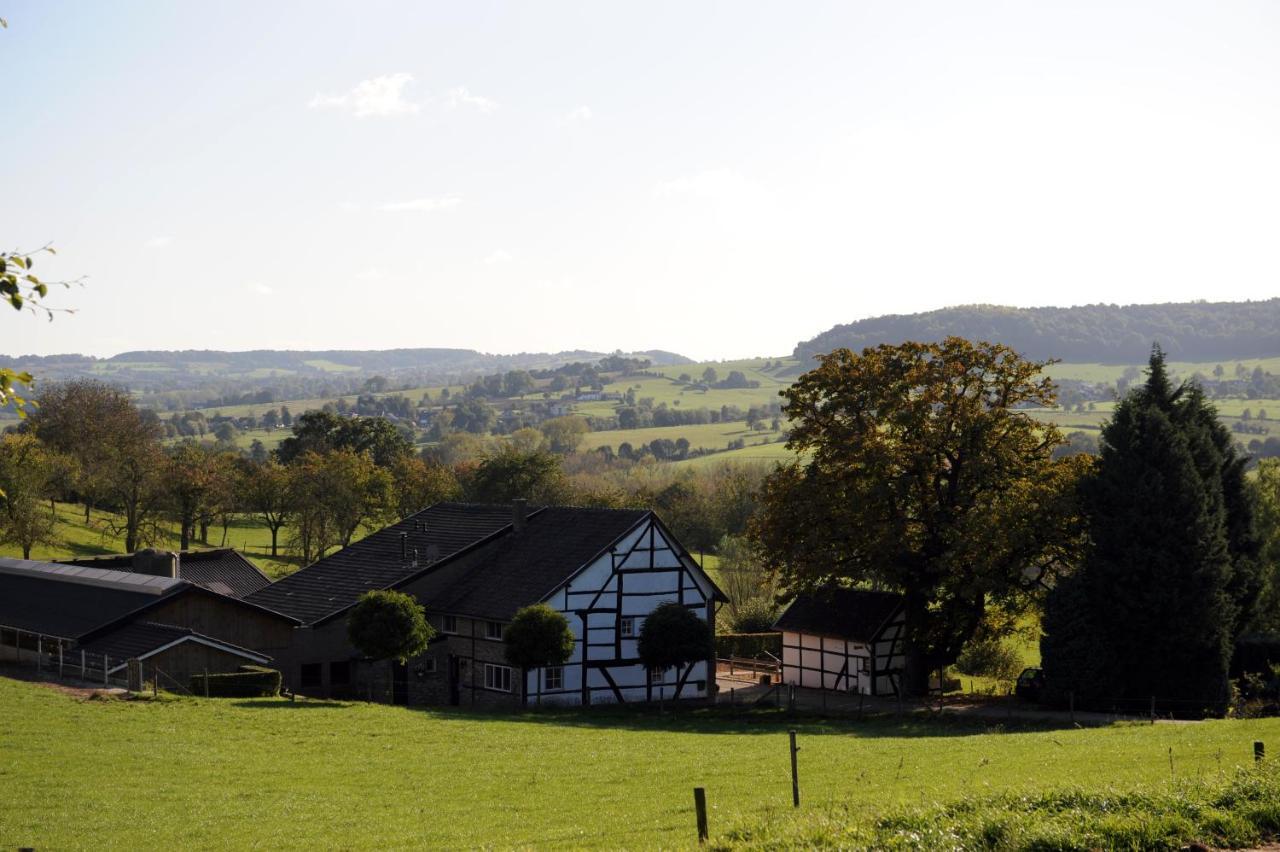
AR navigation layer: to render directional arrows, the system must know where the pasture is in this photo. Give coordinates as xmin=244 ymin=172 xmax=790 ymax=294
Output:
xmin=0 ymin=501 xmax=311 ymax=579
xmin=2 ymin=676 xmax=1279 ymax=849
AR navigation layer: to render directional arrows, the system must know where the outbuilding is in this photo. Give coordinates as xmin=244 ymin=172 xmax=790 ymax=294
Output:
xmin=774 ymin=587 xmax=906 ymax=696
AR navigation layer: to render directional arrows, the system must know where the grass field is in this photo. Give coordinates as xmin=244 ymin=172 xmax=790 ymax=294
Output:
xmin=2 ymin=676 xmax=1279 ymax=849
xmin=0 ymin=501 xmax=309 ymax=579
xmin=582 ymin=421 xmax=782 ymax=455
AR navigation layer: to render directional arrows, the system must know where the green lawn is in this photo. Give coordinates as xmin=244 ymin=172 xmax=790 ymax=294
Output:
xmin=1 ymin=676 xmax=1279 ymax=849
xmin=582 ymin=421 xmax=782 ymax=455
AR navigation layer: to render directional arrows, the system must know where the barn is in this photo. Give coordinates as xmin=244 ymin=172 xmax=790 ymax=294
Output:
xmin=0 ymin=555 xmax=298 ymax=685
xmin=774 ymin=587 xmax=906 ymax=696
xmin=251 ymin=500 xmax=727 ymax=706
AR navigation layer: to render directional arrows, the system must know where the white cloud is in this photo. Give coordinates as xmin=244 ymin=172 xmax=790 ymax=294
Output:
xmin=565 ymin=105 xmax=592 ymax=123
xmin=441 ymin=86 xmax=498 ymax=114
xmin=251 ymin=282 xmax=274 ymax=296
xmin=143 ymin=235 xmax=172 ymax=248
xmin=379 ymin=197 xmax=461 ymax=212
xmin=653 ymin=168 xmax=759 ymax=201
xmin=355 ymin=266 xmax=386 ymax=281
xmin=483 ymin=249 xmax=512 ymax=265
xmin=309 ymin=73 xmax=420 ymax=118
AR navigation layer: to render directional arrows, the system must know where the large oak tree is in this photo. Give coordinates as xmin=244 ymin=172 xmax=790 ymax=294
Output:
xmin=750 ymin=337 xmax=1086 ymax=696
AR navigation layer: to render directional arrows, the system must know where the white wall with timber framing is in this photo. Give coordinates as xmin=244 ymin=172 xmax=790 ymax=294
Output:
xmin=780 ymin=611 xmax=906 ymax=696
xmin=525 ymin=515 xmax=717 ymax=706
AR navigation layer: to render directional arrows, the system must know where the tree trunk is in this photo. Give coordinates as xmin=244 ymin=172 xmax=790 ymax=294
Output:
xmin=199 ymin=519 xmax=209 ymax=544
xmin=23 ymin=544 xmax=31 ymax=559
xmin=179 ymin=516 xmax=190 ymax=551
xmin=270 ymin=526 xmax=278 ymax=557
xmin=900 ymin=592 xmax=932 ymax=698
xmin=84 ymin=500 xmax=91 ymax=524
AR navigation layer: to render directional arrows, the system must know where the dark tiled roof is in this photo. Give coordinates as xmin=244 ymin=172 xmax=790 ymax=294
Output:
xmin=773 ymin=587 xmax=904 ymax=642
xmin=405 ymin=506 xmax=650 ymax=622
xmin=247 ymin=503 xmax=515 ymax=624
xmin=59 ymin=549 xmax=272 ymax=599
xmin=0 ymin=561 xmax=174 ymax=639
xmin=81 ymin=621 xmax=271 ymax=663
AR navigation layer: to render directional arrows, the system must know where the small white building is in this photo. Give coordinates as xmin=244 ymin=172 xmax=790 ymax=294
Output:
xmin=774 ymin=587 xmax=906 ymax=696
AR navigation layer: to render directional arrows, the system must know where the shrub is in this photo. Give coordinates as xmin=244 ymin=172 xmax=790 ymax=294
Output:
xmin=955 ymin=636 xmax=1022 ymax=682
xmin=505 ymin=604 xmax=575 ymax=672
xmin=729 ymin=597 xmax=778 ymax=633
xmin=638 ymin=602 xmax=714 ymax=673
xmin=347 ymin=590 xmax=434 ymax=663
xmin=190 ymin=665 xmax=281 ymax=698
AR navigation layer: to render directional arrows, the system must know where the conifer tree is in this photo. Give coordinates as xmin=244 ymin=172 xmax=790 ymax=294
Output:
xmin=1043 ymin=347 xmax=1244 ymax=713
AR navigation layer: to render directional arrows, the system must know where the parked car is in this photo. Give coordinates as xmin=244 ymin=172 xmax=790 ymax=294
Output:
xmin=1015 ymin=667 xmax=1044 ymax=702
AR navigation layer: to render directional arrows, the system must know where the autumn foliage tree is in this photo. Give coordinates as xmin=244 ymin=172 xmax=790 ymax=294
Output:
xmin=750 ymin=338 xmax=1087 ymax=696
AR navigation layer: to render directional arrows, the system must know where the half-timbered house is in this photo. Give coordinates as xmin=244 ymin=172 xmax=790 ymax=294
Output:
xmin=249 ymin=501 xmax=726 ymax=706
xmin=774 ymin=587 xmax=906 ymax=696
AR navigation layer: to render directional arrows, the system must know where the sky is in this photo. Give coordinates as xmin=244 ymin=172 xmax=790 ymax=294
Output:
xmin=2 ymin=1 xmax=1279 ymax=361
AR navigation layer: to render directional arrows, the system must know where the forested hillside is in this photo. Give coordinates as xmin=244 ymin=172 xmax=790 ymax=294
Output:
xmin=796 ymin=299 xmax=1280 ymax=363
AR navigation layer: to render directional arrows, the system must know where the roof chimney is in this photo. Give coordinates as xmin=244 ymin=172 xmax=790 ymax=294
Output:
xmin=400 ymin=532 xmax=408 ymax=562
xmin=512 ymin=498 xmax=528 ymax=533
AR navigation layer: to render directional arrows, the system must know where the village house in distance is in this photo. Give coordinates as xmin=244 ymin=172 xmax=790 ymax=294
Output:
xmin=248 ymin=500 xmax=727 ymax=706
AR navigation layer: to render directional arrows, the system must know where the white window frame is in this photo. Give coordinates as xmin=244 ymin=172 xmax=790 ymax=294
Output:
xmin=544 ymin=666 xmax=563 ymax=691
xmin=484 ymin=663 xmax=513 ymax=692
xmin=485 ymin=620 xmax=503 ymax=640
xmin=649 ymin=666 xmax=666 ymax=685
xmin=620 ymin=616 xmax=636 ymax=638
xmin=442 ymin=614 xmax=458 ymax=634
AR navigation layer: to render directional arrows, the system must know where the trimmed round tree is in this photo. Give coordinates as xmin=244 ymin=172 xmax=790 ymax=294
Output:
xmin=347 ymin=590 xmax=434 ymax=667
xmin=504 ymin=603 xmax=575 ymax=707
xmin=638 ymin=602 xmax=713 ymax=705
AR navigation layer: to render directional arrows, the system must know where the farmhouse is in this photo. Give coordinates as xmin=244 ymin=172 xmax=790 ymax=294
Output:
xmin=250 ymin=501 xmax=726 ymax=706
xmin=774 ymin=587 xmax=906 ymax=696
xmin=0 ymin=556 xmax=298 ymax=684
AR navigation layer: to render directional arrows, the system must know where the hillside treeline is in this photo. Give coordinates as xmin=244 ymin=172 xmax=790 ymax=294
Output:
xmin=796 ymin=299 xmax=1280 ymax=364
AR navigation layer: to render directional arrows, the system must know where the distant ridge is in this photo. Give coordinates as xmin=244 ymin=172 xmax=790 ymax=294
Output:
xmin=796 ymin=299 xmax=1280 ymax=364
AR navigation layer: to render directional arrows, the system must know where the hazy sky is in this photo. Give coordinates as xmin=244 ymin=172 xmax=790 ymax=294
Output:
xmin=3 ymin=1 xmax=1279 ymax=360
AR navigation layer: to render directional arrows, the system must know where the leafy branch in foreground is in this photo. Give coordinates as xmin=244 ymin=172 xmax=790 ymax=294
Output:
xmin=1 ymin=244 xmax=82 ymax=413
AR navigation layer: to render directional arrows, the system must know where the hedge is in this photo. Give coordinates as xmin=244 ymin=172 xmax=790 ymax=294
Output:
xmin=715 ymin=632 xmax=781 ymax=660
xmin=189 ymin=665 xmax=282 ymax=698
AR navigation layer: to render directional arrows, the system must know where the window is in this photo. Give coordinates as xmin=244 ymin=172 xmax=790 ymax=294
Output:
xmin=620 ymin=617 xmax=636 ymax=638
xmin=329 ymin=661 xmax=351 ymax=685
xmin=484 ymin=663 xmax=513 ymax=692
xmin=544 ymin=666 xmax=563 ymax=690
xmin=300 ymin=663 xmax=322 ymax=688
xmin=442 ymin=615 xmax=458 ymax=634
xmin=421 ymin=656 xmax=438 ymax=673
xmin=485 ymin=621 xmax=504 ymax=640
xmin=649 ymin=667 xmax=665 ymax=685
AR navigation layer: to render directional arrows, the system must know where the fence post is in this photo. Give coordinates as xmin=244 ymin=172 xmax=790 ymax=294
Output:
xmin=858 ymin=690 xmax=865 ymax=721
xmin=36 ymin=635 xmax=41 ymax=671
xmin=1256 ymin=741 xmax=1265 ymax=763
xmin=58 ymin=644 xmax=64 ymax=678
xmin=103 ymin=655 xmax=109 ymax=687
xmin=1150 ymin=695 xmax=1156 ymax=724
xmin=203 ymin=669 xmax=210 ymax=698
xmin=1069 ymin=691 xmax=1075 ymax=725
xmin=80 ymin=649 xmax=86 ymax=678
xmin=693 ymin=787 xmax=708 ymax=843
xmin=789 ymin=729 xmax=801 ymax=807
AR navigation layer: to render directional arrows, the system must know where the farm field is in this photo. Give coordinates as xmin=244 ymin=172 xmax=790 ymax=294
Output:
xmin=2 ymin=676 xmax=1279 ymax=849
xmin=581 ymin=421 xmax=782 ymax=455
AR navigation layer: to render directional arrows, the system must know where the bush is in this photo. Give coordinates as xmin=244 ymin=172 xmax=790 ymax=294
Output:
xmin=729 ymin=597 xmax=778 ymax=633
xmin=638 ymin=602 xmax=714 ymax=672
xmin=190 ymin=665 xmax=281 ymax=698
xmin=347 ymin=589 xmax=434 ymax=663
xmin=955 ymin=636 xmax=1022 ymax=682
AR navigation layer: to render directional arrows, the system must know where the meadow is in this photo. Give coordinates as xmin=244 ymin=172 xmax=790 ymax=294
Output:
xmin=3 ymin=501 xmax=308 ymax=579
xmin=2 ymin=676 xmax=1279 ymax=849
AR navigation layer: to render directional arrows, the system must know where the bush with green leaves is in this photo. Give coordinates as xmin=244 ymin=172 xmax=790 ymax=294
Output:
xmin=347 ymin=590 xmax=434 ymax=663
xmin=638 ymin=602 xmax=713 ymax=674
xmin=728 ymin=596 xmax=778 ymax=634
xmin=955 ymin=636 xmax=1022 ymax=682
xmin=504 ymin=603 xmax=575 ymax=672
